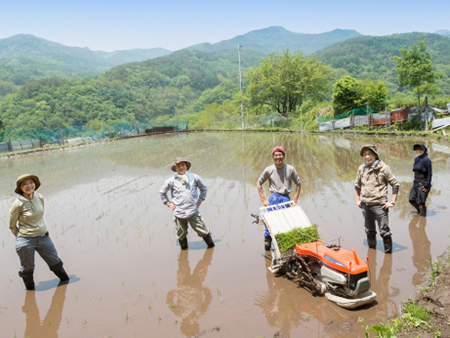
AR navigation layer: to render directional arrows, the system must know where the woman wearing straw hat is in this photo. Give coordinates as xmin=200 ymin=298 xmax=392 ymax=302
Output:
xmin=9 ymin=174 xmax=69 ymax=290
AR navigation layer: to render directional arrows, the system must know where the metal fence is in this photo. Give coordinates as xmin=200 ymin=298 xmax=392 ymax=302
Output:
xmin=318 ymin=106 xmax=450 ymax=131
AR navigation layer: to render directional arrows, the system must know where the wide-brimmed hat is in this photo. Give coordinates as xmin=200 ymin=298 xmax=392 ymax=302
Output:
xmin=272 ymin=146 xmax=285 ymax=155
xmin=171 ymin=157 xmax=192 ymax=172
xmin=15 ymin=174 xmax=41 ymax=194
xmin=360 ymin=144 xmax=379 ymax=158
xmin=413 ymin=143 xmax=428 ymax=153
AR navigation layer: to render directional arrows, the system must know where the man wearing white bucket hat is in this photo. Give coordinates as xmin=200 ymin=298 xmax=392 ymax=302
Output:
xmin=160 ymin=157 xmax=215 ymax=250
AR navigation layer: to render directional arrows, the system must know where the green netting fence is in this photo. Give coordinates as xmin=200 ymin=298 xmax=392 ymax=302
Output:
xmin=0 ymin=118 xmax=189 ymax=153
xmin=318 ymin=106 xmax=374 ymax=123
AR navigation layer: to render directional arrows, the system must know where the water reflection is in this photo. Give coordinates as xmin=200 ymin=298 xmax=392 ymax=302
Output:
xmin=408 ymin=215 xmax=431 ymax=286
xmin=22 ymin=284 xmax=68 ymax=338
xmin=166 ymin=249 xmax=214 ymax=336
xmin=255 ymin=259 xmax=325 ymax=337
xmin=2 ymin=133 xmax=448 ymax=203
xmin=367 ymin=250 xmax=397 ymax=320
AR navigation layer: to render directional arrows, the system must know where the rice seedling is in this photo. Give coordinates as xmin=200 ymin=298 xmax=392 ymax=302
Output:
xmin=92 ymin=296 xmax=105 ymax=300
xmin=275 ymin=224 xmax=320 ymax=253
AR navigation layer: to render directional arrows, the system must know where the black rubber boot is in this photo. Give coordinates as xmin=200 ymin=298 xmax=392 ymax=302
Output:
xmin=383 ymin=236 xmax=393 ymax=254
xmin=264 ymin=236 xmax=272 ymax=251
xmin=50 ymin=261 xmax=69 ymax=284
xmin=367 ymin=234 xmax=377 ymax=249
xmin=419 ymin=205 xmax=427 ymax=217
xmin=203 ymin=233 xmax=215 ymax=248
xmin=21 ymin=271 xmax=35 ymax=291
xmin=410 ymin=201 xmax=420 ymax=213
xmin=179 ymin=237 xmax=188 ymax=250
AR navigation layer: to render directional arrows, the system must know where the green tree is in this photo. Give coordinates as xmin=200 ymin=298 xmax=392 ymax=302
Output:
xmin=392 ymin=41 xmax=442 ymax=108
xmin=332 ymin=76 xmax=363 ymax=114
xmin=361 ymin=79 xmax=389 ymax=113
xmin=246 ymin=50 xmax=334 ymax=118
xmin=333 ymin=76 xmax=389 ymax=114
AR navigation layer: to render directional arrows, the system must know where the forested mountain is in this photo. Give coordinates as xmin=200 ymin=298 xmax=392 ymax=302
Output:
xmin=0 ymin=27 xmax=360 ymax=99
xmin=315 ymin=32 xmax=450 ymax=94
xmin=0 ymin=49 xmax=263 ymax=130
xmin=2 ymin=29 xmax=450 ymax=134
xmin=187 ymin=26 xmax=363 ymax=55
xmin=0 ymin=34 xmax=172 ymax=89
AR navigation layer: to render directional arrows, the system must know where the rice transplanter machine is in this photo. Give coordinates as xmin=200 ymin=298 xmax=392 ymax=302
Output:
xmin=251 ymin=201 xmax=377 ymax=309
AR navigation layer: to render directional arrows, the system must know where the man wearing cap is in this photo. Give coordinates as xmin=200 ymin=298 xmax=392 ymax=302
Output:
xmin=257 ymin=146 xmax=302 ymax=250
xmin=159 ymin=157 xmax=214 ymax=250
xmin=409 ymin=143 xmax=432 ymax=216
xmin=355 ymin=145 xmax=400 ymax=254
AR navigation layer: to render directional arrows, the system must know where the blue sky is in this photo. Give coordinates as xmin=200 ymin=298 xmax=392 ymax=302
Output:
xmin=1 ymin=0 xmax=449 ymax=52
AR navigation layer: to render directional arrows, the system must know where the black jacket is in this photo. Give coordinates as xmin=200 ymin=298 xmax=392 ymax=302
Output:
xmin=413 ymin=153 xmax=432 ymax=189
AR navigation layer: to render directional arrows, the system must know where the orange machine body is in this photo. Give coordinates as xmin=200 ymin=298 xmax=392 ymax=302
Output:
xmin=295 ymin=240 xmax=369 ymax=275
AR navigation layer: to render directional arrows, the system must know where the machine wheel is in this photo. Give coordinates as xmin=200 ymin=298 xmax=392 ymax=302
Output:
xmin=283 ymin=255 xmax=325 ymax=296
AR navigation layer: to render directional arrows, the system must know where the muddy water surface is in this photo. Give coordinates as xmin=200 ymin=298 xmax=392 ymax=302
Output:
xmin=1 ymin=132 xmax=450 ymax=337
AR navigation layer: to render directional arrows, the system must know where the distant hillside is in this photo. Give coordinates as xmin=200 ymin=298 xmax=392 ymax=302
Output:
xmin=315 ymin=32 xmax=450 ymax=94
xmin=94 ymin=48 xmax=171 ymax=65
xmin=0 ymin=34 xmax=171 ymax=87
xmin=0 ymin=48 xmax=263 ymax=131
xmin=435 ymin=29 xmax=450 ymax=37
xmin=187 ymin=26 xmax=363 ymax=55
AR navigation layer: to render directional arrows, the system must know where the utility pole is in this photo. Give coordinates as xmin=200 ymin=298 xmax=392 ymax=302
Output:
xmin=238 ymin=43 xmax=244 ymax=129
xmin=424 ymin=96 xmax=429 ymax=131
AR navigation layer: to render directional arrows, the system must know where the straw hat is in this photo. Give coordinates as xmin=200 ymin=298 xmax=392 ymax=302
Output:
xmin=15 ymin=174 xmax=41 ymax=194
xmin=171 ymin=157 xmax=192 ymax=172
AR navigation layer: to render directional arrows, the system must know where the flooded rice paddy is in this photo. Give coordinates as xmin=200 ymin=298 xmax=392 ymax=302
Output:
xmin=1 ymin=132 xmax=450 ymax=337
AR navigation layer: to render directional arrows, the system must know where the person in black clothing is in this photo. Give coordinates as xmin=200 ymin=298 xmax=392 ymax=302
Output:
xmin=408 ymin=144 xmax=432 ymax=217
